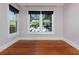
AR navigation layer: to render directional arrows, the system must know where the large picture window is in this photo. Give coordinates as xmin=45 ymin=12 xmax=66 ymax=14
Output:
xmin=9 ymin=5 xmax=19 ymax=34
xmin=29 ymin=11 xmax=55 ymax=33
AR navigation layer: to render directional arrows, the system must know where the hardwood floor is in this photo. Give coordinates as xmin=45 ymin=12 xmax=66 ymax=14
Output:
xmin=0 ymin=40 xmax=79 ymax=55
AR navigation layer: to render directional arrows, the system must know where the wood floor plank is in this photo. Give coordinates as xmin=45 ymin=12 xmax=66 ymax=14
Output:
xmin=0 ymin=40 xmax=79 ymax=55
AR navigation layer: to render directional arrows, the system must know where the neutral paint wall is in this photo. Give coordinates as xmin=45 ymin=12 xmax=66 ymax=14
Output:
xmin=63 ymin=4 xmax=79 ymax=48
xmin=0 ymin=4 xmax=20 ymax=49
xmin=0 ymin=4 xmax=8 ymax=47
xmin=19 ymin=5 xmax=64 ymax=39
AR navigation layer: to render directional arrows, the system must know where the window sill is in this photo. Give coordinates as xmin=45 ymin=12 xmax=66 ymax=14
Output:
xmin=28 ymin=32 xmax=55 ymax=34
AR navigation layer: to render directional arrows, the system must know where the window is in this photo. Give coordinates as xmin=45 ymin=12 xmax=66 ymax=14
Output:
xmin=42 ymin=12 xmax=52 ymax=32
xmin=29 ymin=11 xmax=55 ymax=33
xmin=9 ymin=5 xmax=19 ymax=34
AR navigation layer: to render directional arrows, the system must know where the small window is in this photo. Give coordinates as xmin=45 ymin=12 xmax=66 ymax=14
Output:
xmin=9 ymin=5 xmax=19 ymax=34
xmin=29 ymin=11 xmax=55 ymax=33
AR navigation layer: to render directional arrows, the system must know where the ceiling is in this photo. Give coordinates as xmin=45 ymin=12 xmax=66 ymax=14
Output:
xmin=18 ymin=3 xmax=64 ymax=7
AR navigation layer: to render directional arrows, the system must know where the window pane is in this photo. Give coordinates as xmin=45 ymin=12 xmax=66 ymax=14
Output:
xmin=9 ymin=10 xmax=17 ymax=33
xmin=30 ymin=14 xmax=40 ymax=32
xmin=42 ymin=14 xmax=52 ymax=32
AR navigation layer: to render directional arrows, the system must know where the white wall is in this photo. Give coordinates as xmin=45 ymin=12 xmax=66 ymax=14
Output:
xmin=0 ymin=4 xmax=8 ymax=47
xmin=63 ymin=3 xmax=79 ymax=49
xmin=0 ymin=3 xmax=20 ymax=51
xmin=19 ymin=5 xmax=64 ymax=39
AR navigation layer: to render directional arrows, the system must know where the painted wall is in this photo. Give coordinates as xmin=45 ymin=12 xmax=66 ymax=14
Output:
xmin=0 ymin=4 xmax=8 ymax=47
xmin=19 ymin=5 xmax=64 ymax=39
xmin=63 ymin=3 xmax=79 ymax=49
xmin=0 ymin=3 xmax=20 ymax=51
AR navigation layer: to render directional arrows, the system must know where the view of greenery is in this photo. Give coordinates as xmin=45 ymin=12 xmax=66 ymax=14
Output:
xmin=30 ymin=20 xmax=39 ymax=28
xmin=43 ymin=14 xmax=52 ymax=32
xmin=9 ymin=19 xmax=16 ymax=26
xmin=9 ymin=19 xmax=17 ymax=33
xmin=9 ymin=10 xmax=17 ymax=33
xmin=30 ymin=14 xmax=52 ymax=32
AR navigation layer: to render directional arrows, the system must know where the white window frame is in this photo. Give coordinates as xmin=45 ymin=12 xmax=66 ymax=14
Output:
xmin=8 ymin=5 xmax=19 ymax=38
xmin=28 ymin=11 xmax=55 ymax=34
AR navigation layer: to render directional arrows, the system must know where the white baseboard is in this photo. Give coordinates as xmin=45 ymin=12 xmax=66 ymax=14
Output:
xmin=0 ymin=39 xmax=18 ymax=52
xmin=18 ymin=37 xmax=64 ymax=40
xmin=64 ymin=39 xmax=79 ymax=50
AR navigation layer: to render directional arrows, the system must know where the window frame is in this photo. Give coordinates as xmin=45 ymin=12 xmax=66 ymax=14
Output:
xmin=28 ymin=11 xmax=55 ymax=34
xmin=8 ymin=5 xmax=19 ymax=38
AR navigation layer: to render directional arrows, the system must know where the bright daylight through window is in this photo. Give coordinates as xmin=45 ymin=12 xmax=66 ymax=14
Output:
xmin=9 ymin=5 xmax=19 ymax=34
xmin=29 ymin=11 xmax=55 ymax=33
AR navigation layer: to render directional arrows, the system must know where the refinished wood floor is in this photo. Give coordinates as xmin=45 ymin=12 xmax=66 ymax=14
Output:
xmin=0 ymin=40 xmax=79 ymax=55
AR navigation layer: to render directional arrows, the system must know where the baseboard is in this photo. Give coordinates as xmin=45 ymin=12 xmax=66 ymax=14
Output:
xmin=64 ymin=39 xmax=79 ymax=50
xmin=0 ymin=39 xmax=18 ymax=52
xmin=18 ymin=37 xmax=64 ymax=40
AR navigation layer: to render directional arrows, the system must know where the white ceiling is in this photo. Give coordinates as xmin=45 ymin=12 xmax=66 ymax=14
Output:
xmin=18 ymin=3 xmax=64 ymax=7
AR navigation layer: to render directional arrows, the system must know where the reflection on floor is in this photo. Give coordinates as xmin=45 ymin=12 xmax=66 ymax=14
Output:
xmin=0 ymin=40 xmax=79 ymax=55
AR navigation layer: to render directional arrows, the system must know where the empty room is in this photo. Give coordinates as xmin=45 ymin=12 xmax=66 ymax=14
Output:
xmin=0 ymin=3 xmax=79 ymax=55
